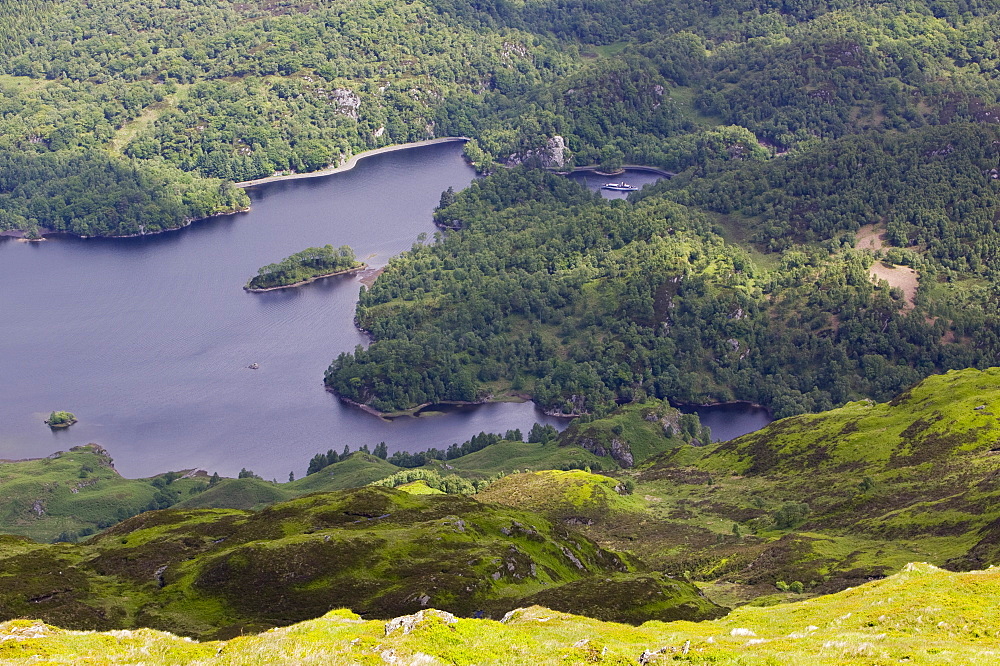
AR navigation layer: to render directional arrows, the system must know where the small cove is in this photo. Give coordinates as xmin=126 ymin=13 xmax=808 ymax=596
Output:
xmin=679 ymin=403 xmax=774 ymax=442
xmin=567 ymin=168 xmax=666 ymax=199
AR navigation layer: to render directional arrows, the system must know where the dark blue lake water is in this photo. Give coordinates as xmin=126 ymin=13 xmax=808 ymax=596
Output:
xmin=0 ymin=148 xmax=769 ymax=479
xmin=0 ymin=143 xmax=569 ymax=478
xmin=679 ymin=403 xmax=774 ymax=443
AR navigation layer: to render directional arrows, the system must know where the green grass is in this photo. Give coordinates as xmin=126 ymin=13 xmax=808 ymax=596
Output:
xmin=557 ymin=400 xmax=693 ymax=466
xmin=7 ymin=370 xmax=1000 ymax=639
xmin=592 ymin=42 xmax=630 ymax=56
xmin=0 ymin=486 xmax=720 ymax=639
xmin=0 ymin=444 xmax=211 ymax=542
xmin=174 ymin=454 xmax=399 ymax=511
xmin=6 ymin=563 xmax=1000 ymax=664
xmin=175 ymin=478 xmax=290 ymax=511
xmin=0 ymin=440 xmax=607 ymax=542
xmin=108 ymin=87 xmax=183 ymax=154
xmin=471 ymin=369 xmax=1000 ymax=597
xmin=424 ymin=440 xmax=610 ymax=479
xmin=396 ymin=480 xmax=445 ymax=495
xmin=479 ymin=470 xmax=637 ymax=514
xmin=704 ymin=367 xmax=1000 ymax=474
xmin=669 ymin=84 xmax=725 ymax=126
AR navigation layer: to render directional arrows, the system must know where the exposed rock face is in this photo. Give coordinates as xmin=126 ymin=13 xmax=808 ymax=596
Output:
xmin=648 ymin=407 xmax=681 ymax=440
xmin=331 ymin=88 xmax=361 ymax=119
xmin=576 ymin=437 xmax=635 ymax=467
xmin=610 ymin=438 xmax=634 ymax=467
xmin=505 ymin=135 xmax=569 ymax=169
xmin=541 ymin=135 xmax=568 ymax=168
xmin=384 ymin=609 xmax=457 ymax=635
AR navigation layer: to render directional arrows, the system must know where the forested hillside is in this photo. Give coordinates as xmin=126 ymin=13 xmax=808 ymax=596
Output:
xmin=9 ymin=0 xmax=1000 ymax=232
xmin=0 ymin=0 xmax=574 ymax=234
xmin=319 ymin=0 xmax=1000 ymax=417
xmin=6 ymin=0 xmax=1000 ymax=411
xmin=326 ymin=166 xmax=949 ymax=417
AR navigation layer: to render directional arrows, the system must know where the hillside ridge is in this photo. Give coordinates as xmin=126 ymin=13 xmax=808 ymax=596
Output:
xmin=3 ymin=562 xmax=998 ymax=664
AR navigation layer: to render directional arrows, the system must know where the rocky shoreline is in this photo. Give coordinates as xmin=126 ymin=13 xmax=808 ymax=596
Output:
xmin=330 ymin=392 xmax=504 ymax=420
xmin=671 ymin=399 xmax=770 ymax=411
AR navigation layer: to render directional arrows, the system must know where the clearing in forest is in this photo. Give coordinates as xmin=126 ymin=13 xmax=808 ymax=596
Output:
xmin=855 ymin=223 xmax=886 ymax=250
xmin=870 ymin=260 xmax=918 ymax=312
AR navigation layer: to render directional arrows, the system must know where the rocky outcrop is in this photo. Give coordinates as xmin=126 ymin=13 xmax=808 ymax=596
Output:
xmin=505 ymin=135 xmax=569 ymax=169
xmin=384 ymin=609 xmax=457 ymax=635
xmin=576 ymin=437 xmax=635 ymax=468
xmin=331 ymin=88 xmax=361 ymax=119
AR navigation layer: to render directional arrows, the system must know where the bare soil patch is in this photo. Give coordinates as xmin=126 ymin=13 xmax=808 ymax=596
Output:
xmin=856 ymin=223 xmax=886 ymax=250
xmin=870 ymin=261 xmax=919 ymax=312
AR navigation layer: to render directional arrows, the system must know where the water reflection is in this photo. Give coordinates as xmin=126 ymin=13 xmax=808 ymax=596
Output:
xmin=566 ymin=168 xmax=667 ymax=199
xmin=679 ymin=403 xmax=774 ymax=442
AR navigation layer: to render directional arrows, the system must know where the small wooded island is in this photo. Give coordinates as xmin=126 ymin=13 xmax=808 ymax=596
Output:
xmin=245 ymin=245 xmax=364 ymax=292
xmin=45 ymin=411 xmax=77 ymax=428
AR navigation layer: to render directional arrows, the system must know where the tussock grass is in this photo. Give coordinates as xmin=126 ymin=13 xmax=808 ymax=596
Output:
xmin=4 ymin=564 xmax=1000 ymax=664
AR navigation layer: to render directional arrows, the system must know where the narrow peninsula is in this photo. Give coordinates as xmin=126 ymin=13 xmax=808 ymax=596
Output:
xmin=245 ymin=245 xmax=365 ymax=292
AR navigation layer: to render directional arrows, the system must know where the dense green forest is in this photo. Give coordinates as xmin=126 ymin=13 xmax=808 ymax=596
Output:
xmin=0 ymin=0 xmax=577 ymax=234
xmin=10 ymin=0 xmax=1000 ymax=232
xmin=246 ymin=244 xmax=361 ymax=290
xmin=6 ymin=0 xmax=1000 ymax=413
xmin=330 ymin=122 xmax=1000 ymax=415
xmin=0 ymin=150 xmax=246 ymax=236
xmin=326 ymin=167 xmax=945 ymax=417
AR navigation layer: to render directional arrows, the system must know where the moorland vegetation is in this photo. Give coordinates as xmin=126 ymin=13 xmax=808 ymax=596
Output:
xmin=5 ymin=370 xmax=1000 ymax=661
xmin=8 ymin=0 xmax=1000 ymax=658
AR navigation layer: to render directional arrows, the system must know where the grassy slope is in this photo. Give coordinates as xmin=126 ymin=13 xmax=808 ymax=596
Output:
xmin=665 ymin=367 xmax=1000 ymax=580
xmin=120 ymin=443 xmax=611 ymax=513
xmin=556 ymin=400 xmax=697 ymax=466
xmin=0 ymin=487 xmax=721 ymax=640
xmin=0 ymin=448 xmax=399 ymax=540
xmin=424 ymin=440 xmax=612 ymax=478
xmin=3 ymin=563 xmax=1000 ymax=665
xmin=0 ymin=443 xmax=605 ymax=541
xmin=476 ymin=369 xmax=1000 ymax=605
xmin=396 ymin=479 xmax=446 ymax=494
xmin=478 ymin=470 xmax=639 ymax=520
xmin=8 ymin=369 xmax=1000 ymax=639
xmin=0 ymin=445 xmax=210 ymax=542
xmin=174 ymin=453 xmax=399 ymax=511
xmin=701 ymin=366 xmax=1000 ymax=475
